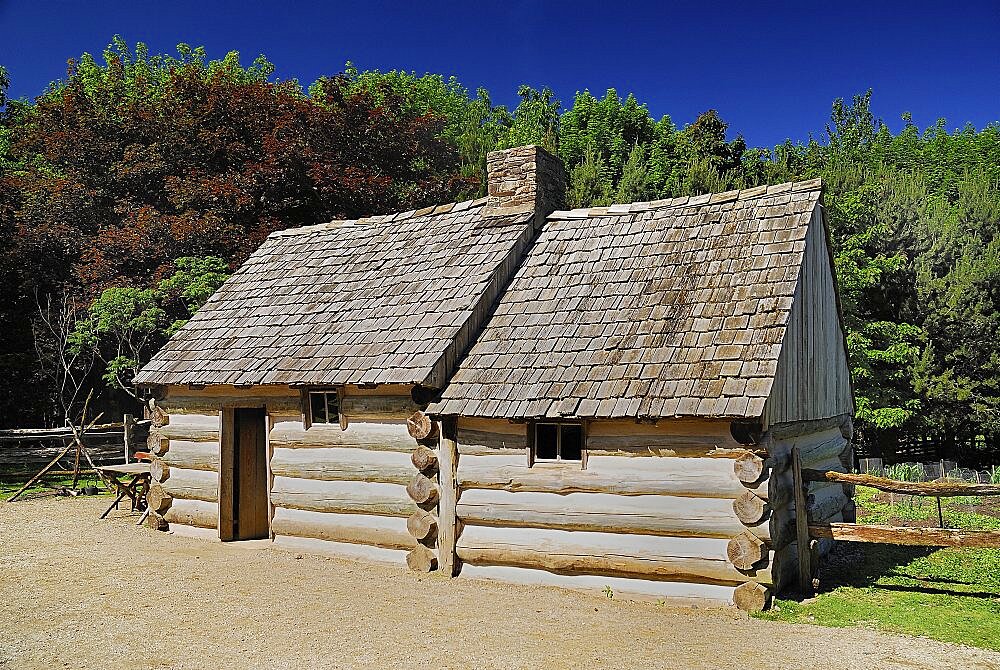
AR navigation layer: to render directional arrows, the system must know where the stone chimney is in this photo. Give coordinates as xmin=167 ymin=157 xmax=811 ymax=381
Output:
xmin=484 ymin=145 xmax=566 ymax=226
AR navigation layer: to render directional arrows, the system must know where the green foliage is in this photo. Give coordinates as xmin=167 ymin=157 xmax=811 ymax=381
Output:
xmin=615 ymin=143 xmax=652 ymax=203
xmin=70 ymin=256 xmax=227 ymax=393
xmin=0 ymin=65 xmax=8 ymax=108
xmin=71 ymin=287 xmax=164 ymax=392
xmin=157 ymin=256 xmax=230 ymax=335
xmin=566 ymin=141 xmax=611 ymax=208
xmin=882 ymin=463 xmax=924 ymax=482
xmin=496 ymin=85 xmax=560 ymax=154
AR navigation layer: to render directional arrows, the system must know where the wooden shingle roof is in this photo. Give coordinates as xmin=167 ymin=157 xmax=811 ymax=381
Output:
xmin=430 ymin=180 xmax=824 ymax=420
xmin=134 ymin=198 xmax=536 ymax=389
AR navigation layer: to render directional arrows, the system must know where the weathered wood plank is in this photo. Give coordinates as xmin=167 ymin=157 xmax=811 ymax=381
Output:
xmin=438 ymin=418 xmax=459 ymax=576
xmin=457 ymin=489 xmax=772 ymax=541
xmin=270 ymin=477 xmax=416 ymax=517
xmin=270 ymin=507 xmax=415 ymax=550
xmin=269 ymin=421 xmax=414 ymax=452
xmin=456 ymin=526 xmax=772 ymax=586
xmin=270 ymin=447 xmax=414 ymax=484
xmin=810 ymin=523 xmax=1000 ymax=548
xmin=160 ymin=395 xmax=301 ymax=415
xmin=457 ymin=428 xmax=527 ymax=456
xmin=341 ymin=396 xmax=421 ymax=421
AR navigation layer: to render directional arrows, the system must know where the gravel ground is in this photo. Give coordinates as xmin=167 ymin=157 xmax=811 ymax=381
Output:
xmin=2 ymin=497 xmax=998 ymax=670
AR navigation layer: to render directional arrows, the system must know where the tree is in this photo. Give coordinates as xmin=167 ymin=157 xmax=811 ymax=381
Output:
xmin=33 ymin=290 xmax=96 ymax=427
xmin=71 ymin=287 xmax=164 ymax=397
xmin=157 ymin=256 xmax=230 ymax=335
xmin=616 ymin=143 xmax=651 ymax=203
xmin=497 ymin=85 xmax=560 ymax=153
xmin=0 ymin=65 xmax=8 ymax=109
xmin=71 ymin=256 xmax=230 ymax=396
xmin=567 ymin=140 xmax=611 ymax=208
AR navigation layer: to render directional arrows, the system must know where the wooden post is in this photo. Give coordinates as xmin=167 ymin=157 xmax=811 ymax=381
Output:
xmin=438 ymin=417 xmax=459 ymax=577
xmin=791 ymin=447 xmax=812 ymax=594
xmin=123 ymin=413 xmax=135 ymax=464
xmin=219 ymin=409 xmax=235 ymax=541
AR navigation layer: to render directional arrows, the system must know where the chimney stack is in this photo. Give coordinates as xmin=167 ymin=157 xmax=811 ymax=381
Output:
xmin=484 ymin=145 xmax=566 ymax=226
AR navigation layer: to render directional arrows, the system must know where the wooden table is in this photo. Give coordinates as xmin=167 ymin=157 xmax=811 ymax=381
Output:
xmin=98 ymin=463 xmax=151 ymax=519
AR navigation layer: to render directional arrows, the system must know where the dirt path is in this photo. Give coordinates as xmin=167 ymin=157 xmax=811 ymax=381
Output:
xmin=2 ymin=497 xmax=998 ymax=670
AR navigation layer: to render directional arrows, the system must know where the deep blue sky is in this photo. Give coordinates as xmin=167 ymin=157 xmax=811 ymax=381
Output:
xmin=1 ymin=1 xmax=998 ymax=148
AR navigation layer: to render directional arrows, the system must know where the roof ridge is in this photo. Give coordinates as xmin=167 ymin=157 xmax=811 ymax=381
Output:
xmin=547 ymin=178 xmax=822 ymax=221
xmin=268 ymin=196 xmax=490 ymax=239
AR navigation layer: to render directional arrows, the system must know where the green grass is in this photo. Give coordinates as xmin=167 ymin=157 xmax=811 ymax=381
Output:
xmin=0 ymin=472 xmax=111 ymax=498
xmin=757 ymin=486 xmax=1000 ymax=650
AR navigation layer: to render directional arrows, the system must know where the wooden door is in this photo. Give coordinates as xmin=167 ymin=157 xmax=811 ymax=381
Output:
xmin=233 ymin=408 xmax=268 ymax=540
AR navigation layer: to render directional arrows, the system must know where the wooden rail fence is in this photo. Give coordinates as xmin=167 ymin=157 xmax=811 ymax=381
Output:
xmin=792 ymin=449 xmax=1000 ymax=594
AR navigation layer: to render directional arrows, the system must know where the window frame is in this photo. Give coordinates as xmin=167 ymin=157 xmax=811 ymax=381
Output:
xmin=528 ymin=421 xmax=587 ymax=469
xmin=302 ymin=388 xmax=342 ymax=429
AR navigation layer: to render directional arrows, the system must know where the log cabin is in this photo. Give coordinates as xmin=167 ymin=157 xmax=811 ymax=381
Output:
xmin=427 ymin=169 xmax=855 ymax=611
xmin=134 ymin=144 xmax=854 ymax=612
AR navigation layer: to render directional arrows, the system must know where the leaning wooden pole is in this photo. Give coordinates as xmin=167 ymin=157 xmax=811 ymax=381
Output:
xmin=791 ymin=447 xmax=813 ymax=594
xmin=6 ymin=411 xmax=105 ymax=502
xmin=801 ymin=469 xmax=1000 ymax=497
xmin=5 ymin=442 xmax=75 ymax=502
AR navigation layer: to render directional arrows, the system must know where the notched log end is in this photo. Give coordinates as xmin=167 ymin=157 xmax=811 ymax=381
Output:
xmin=411 ymin=445 xmax=439 ymax=473
xmin=733 ymin=452 xmax=766 ymax=484
xmin=733 ymin=581 xmax=770 ymax=613
xmin=733 ymin=490 xmax=769 ymax=526
xmin=727 ymin=532 xmax=766 ymax=571
xmin=406 ymin=411 xmax=439 ymax=441
xmin=406 ymin=544 xmax=438 ymax=573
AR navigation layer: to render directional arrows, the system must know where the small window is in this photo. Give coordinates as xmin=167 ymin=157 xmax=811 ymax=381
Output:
xmin=532 ymin=422 xmax=584 ymax=463
xmin=309 ymin=390 xmax=340 ymax=424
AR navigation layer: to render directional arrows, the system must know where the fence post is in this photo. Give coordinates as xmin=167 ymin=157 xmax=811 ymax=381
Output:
xmin=123 ymin=413 xmax=135 ymax=464
xmin=792 ymin=447 xmax=813 ymax=594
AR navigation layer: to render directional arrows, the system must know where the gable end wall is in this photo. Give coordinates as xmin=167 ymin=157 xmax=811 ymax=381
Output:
xmin=763 ymin=204 xmax=853 ymax=428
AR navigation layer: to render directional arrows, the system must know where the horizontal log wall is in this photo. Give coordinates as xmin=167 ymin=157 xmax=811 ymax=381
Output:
xmin=269 ymin=420 xmax=414 ymax=452
xmin=270 ymin=508 xmax=415 ymax=550
xmin=767 ymin=419 xmax=853 ymax=594
xmin=161 ymin=467 xmax=218 ymax=503
xmin=453 ymin=417 xmax=774 ymax=608
xmin=456 ymin=526 xmax=771 ymax=586
xmin=149 ymin=398 xmax=223 ymax=531
xmin=270 ymin=447 xmax=413 ymax=484
xmin=163 ymin=498 xmax=218 ymax=529
xmin=457 ymin=489 xmax=771 ymax=541
xmin=160 ymin=440 xmax=220 ymax=471
xmin=152 ymin=387 xmax=422 ymax=548
xmin=272 ymin=535 xmax=409 ymax=566
xmin=459 ymin=564 xmax=737 ymax=607
xmin=270 ymin=477 xmax=417 ymax=516
xmin=264 ymin=391 xmax=421 ymax=561
xmin=457 ymin=453 xmax=770 ymax=499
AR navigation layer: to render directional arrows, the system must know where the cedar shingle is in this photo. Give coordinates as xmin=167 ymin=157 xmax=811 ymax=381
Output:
xmin=430 ymin=183 xmax=823 ymax=419
xmin=135 ymin=203 xmax=533 ymax=388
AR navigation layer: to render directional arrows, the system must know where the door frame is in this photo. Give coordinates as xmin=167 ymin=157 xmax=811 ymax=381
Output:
xmin=219 ymin=404 xmax=274 ymax=541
